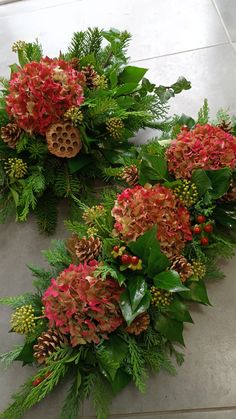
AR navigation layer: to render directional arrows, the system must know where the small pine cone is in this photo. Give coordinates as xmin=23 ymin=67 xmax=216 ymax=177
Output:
xmin=125 ymin=312 xmax=150 ymax=336
xmin=218 ymin=119 xmax=232 ymax=133
xmin=1 ymin=123 xmax=22 ymax=149
xmin=33 ymin=329 xmax=68 ymax=364
xmin=75 ymin=236 xmax=102 ymax=262
xmin=121 ymin=165 xmax=139 ymax=186
xmin=170 ymin=256 xmax=193 ymax=282
xmin=221 ymin=180 xmax=236 ymax=202
xmin=82 ymin=64 xmax=98 ymax=89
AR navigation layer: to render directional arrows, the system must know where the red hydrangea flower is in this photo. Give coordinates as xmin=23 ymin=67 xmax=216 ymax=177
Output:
xmin=42 ymin=262 xmax=123 ymax=346
xmin=6 ymin=57 xmax=85 ymax=135
xmin=166 ymin=124 xmax=236 ymax=179
xmin=112 ymin=184 xmax=192 ymax=258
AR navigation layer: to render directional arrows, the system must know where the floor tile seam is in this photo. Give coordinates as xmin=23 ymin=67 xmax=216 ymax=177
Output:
xmin=0 ymin=0 xmax=80 ymax=18
xmin=129 ymin=41 xmax=230 ymax=64
xmin=82 ymin=405 xmax=236 ymax=419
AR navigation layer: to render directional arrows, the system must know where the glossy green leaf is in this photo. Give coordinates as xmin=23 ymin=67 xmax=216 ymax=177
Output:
xmin=119 ymin=66 xmax=148 ymax=84
xmin=181 ymin=280 xmax=211 ymax=305
xmin=15 ymin=342 xmax=35 ymax=365
xmin=128 ymin=226 xmax=158 ymax=262
xmin=175 ymin=113 xmax=195 ymax=129
xmin=128 ymin=276 xmax=147 ymax=311
xmin=97 ymin=335 xmax=128 ymax=380
xmin=139 ymin=152 xmax=168 ymax=184
xmin=191 ymin=169 xmax=212 ymax=197
xmin=67 ymin=155 xmax=92 ymax=174
xmin=170 ymin=76 xmax=191 ymax=94
xmin=206 ymin=168 xmax=231 ymax=199
xmin=147 ymin=245 xmax=169 ymax=277
xmin=154 ymin=270 xmax=189 ymax=292
xmin=120 ymin=288 xmax=150 ymax=326
xmin=115 ymin=82 xmax=139 ymax=96
xmin=155 ymin=314 xmax=184 ymax=345
xmin=111 ymin=369 xmax=131 ymax=394
xmin=166 ymin=298 xmax=193 ymax=323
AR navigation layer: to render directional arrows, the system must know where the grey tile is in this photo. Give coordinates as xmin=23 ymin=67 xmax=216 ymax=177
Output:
xmin=83 ymin=410 xmax=236 ymax=419
xmin=214 ymin=0 xmax=236 ymax=41
xmin=0 ymin=0 xmax=228 ymax=77
xmin=83 ymin=255 xmax=236 ymax=416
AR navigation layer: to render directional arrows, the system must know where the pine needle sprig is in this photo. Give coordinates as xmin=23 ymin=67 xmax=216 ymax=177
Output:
xmin=42 ymin=240 xmax=72 ymax=268
xmin=0 ymin=293 xmax=35 ymax=309
xmin=68 ymin=28 xmax=103 ymax=59
xmin=0 ymin=345 xmax=24 ymax=369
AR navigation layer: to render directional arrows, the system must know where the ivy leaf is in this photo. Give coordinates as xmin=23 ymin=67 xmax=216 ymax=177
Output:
xmin=139 ymin=152 xmax=168 ymax=184
xmin=180 ymin=280 xmax=211 ymax=305
xmin=206 ymin=168 xmax=231 ymax=199
xmin=154 ymin=314 xmax=184 ymax=345
xmin=15 ymin=342 xmax=35 ymax=365
xmin=111 ymin=369 xmax=131 ymax=394
xmin=97 ymin=335 xmax=128 ymax=380
xmin=119 ymin=66 xmax=148 ymax=84
xmin=154 ymin=270 xmax=189 ymax=292
xmin=166 ymin=298 xmax=193 ymax=323
xmin=170 ymin=76 xmax=191 ymax=94
xmin=120 ymin=281 xmax=151 ymax=326
xmin=191 ymin=169 xmax=212 ymax=197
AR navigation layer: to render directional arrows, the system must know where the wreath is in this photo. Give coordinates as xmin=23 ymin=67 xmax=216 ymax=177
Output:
xmin=0 ymin=28 xmax=190 ymax=234
xmin=1 ymin=102 xmax=236 ymax=419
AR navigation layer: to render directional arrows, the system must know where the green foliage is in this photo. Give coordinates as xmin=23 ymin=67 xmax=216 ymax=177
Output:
xmin=64 ymin=219 xmax=88 ymax=237
xmin=91 ymin=373 xmax=113 ymax=419
xmin=59 ymin=372 xmax=82 ymax=419
xmin=24 ymin=40 xmax=43 ymax=62
xmin=27 ymin=264 xmax=52 ymax=292
xmin=124 ymin=335 xmax=148 ymax=392
xmin=0 ymin=345 xmax=24 ymax=369
xmin=68 ymin=27 xmax=103 ymax=59
xmin=120 ymin=276 xmax=151 ymax=325
xmin=0 ymin=293 xmax=34 ymax=309
xmin=34 ymin=190 xmax=58 ymax=234
xmin=17 ymin=170 xmax=46 ymax=221
xmin=42 ymin=240 xmax=71 ymax=269
xmin=197 ymin=99 xmax=209 ymax=125
xmin=54 ymin=165 xmax=81 ymax=198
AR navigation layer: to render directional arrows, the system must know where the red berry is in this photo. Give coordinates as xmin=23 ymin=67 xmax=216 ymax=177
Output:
xmin=121 ymin=254 xmax=132 ymax=265
xmin=32 ymin=377 xmax=43 ymax=387
xmin=193 ymin=225 xmax=201 ymax=234
xmin=200 ymin=237 xmax=209 ymax=246
xmin=204 ymin=224 xmax=213 ymax=233
xmin=131 ymin=256 xmax=139 ymax=266
xmin=196 ymin=215 xmax=206 ymax=224
xmin=113 ymin=245 xmax=120 ymax=252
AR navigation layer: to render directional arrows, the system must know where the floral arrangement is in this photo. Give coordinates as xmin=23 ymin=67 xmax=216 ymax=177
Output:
xmin=1 ymin=102 xmax=236 ymax=419
xmin=0 ymin=28 xmax=190 ymax=233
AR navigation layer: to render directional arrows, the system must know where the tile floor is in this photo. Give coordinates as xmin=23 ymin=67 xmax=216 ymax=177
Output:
xmin=0 ymin=1 xmax=236 ymax=418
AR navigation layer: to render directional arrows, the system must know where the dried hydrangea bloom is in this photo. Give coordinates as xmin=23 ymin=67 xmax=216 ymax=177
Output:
xmin=6 ymin=57 xmax=85 ymax=135
xmin=112 ymin=184 xmax=192 ymax=258
xmin=166 ymin=124 xmax=236 ymax=179
xmin=42 ymin=262 xmax=123 ymax=346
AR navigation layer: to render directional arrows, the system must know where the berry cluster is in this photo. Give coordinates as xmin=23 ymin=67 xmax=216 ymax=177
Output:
xmin=112 ymin=245 xmax=142 ymax=271
xmin=192 ymin=215 xmax=214 ymax=246
xmin=150 ymin=286 xmax=173 ymax=307
xmin=10 ymin=304 xmax=36 ymax=334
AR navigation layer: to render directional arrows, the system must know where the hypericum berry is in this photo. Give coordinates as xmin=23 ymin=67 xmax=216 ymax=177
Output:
xmin=204 ymin=224 xmax=213 ymax=233
xmin=196 ymin=215 xmax=206 ymax=224
xmin=121 ymin=254 xmax=132 ymax=265
xmin=131 ymin=256 xmax=139 ymax=266
xmin=193 ymin=225 xmax=201 ymax=234
xmin=200 ymin=237 xmax=209 ymax=246
xmin=113 ymin=245 xmax=120 ymax=252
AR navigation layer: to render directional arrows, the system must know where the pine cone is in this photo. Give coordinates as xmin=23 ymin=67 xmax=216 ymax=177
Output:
xmin=121 ymin=165 xmax=139 ymax=186
xmin=0 ymin=123 xmax=21 ymax=148
xmin=82 ymin=64 xmax=98 ymax=89
xmin=170 ymin=255 xmax=193 ymax=282
xmin=221 ymin=180 xmax=236 ymax=202
xmin=125 ymin=312 xmax=150 ymax=336
xmin=66 ymin=234 xmax=79 ymax=263
xmin=218 ymin=119 xmax=232 ymax=133
xmin=33 ymin=328 xmax=68 ymax=364
xmin=75 ymin=236 xmax=102 ymax=262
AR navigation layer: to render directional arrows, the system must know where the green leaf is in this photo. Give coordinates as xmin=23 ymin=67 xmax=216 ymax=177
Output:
xmin=9 ymin=63 xmax=20 ymax=75
xmin=166 ymin=298 xmax=193 ymax=323
xmin=109 ymin=69 xmax=118 ymax=88
xmin=115 ymin=82 xmax=139 ymax=96
xmin=75 ymin=370 xmax=82 ymax=395
xmin=67 ymin=155 xmax=92 ymax=174
xmin=181 ymin=280 xmax=211 ymax=305
xmin=191 ymin=169 xmax=212 ymax=197
xmin=154 ymin=270 xmax=189 ymax=292
xmin=170 ymin=76 xmax=191 ymax=94
xmin=147 ymin=245 xmax=170 ymax=277
xmin=119 ymin=66 xmax=148 ymax=84
xmin=9 ymin=187 xmax=19 ymax=208
xmin=128 ymin=276 xmax=147 ymax=311
xmin=111 ymin=369 xmax=131 ymax=394
xmin=97 ymin=335 xmax=128 ymax=381
xmin=175 ymin=113 xmax=195 ymax=129
xmin=120 ymin=287 xmax=150 ymax=326
xmin=128 ymin=226 xmax=158 ymax=261
xmin=206 ymin=168 xmax=231 ymax=199
xmin=155 ymin=314 xmax=184 ymax=345
xmin=15 ymin=342 xmax=35 ymax=365
xmin=139 ymin=152 xmax=168 ymax=184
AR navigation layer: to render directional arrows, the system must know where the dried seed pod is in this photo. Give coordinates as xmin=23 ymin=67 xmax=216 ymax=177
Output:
xmin=46 ymin=121 xmax=82 ymax=158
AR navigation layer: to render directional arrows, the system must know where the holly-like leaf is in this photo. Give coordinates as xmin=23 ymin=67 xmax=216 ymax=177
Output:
xmin=154 ymin=270 xmax=189 ymax=292
xmin=181 ymin=280 xmax=211 ymax=305
xmin=154 ymin=314 xmax=184 ymax=345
